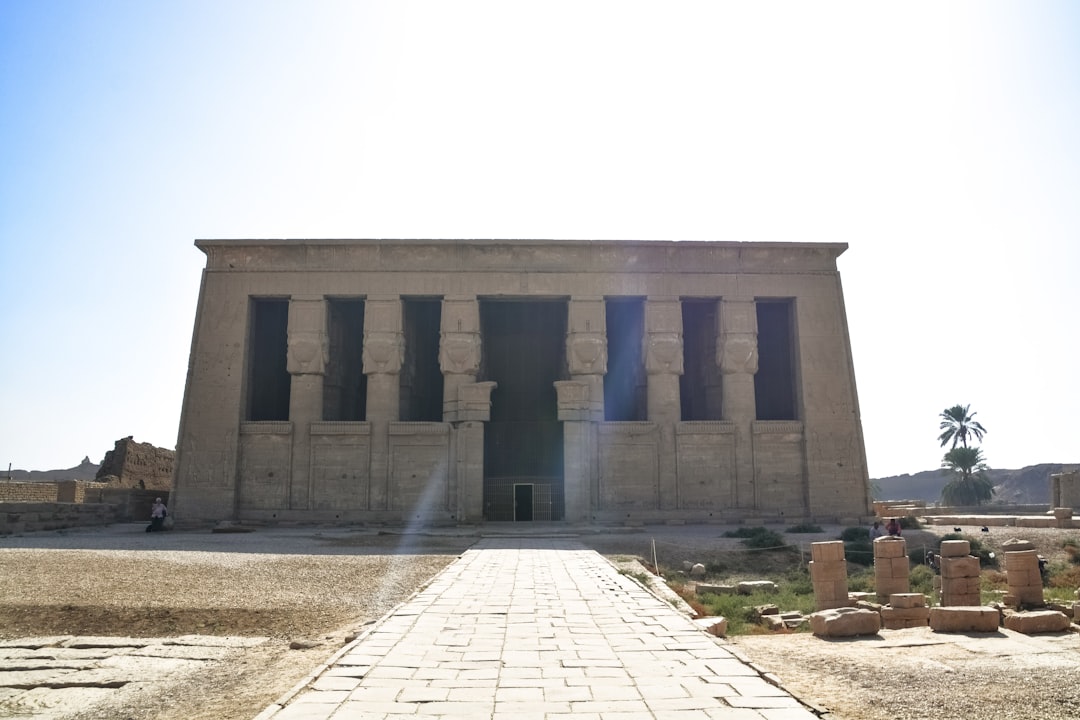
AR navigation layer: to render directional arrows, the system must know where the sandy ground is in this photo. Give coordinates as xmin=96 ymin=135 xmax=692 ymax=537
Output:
xmin=2 ymin=522 xmax=1078 ymax=719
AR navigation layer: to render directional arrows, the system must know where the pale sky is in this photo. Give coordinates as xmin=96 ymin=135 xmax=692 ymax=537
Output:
xmin=1 ymin=1 xmax=1077 ymax=478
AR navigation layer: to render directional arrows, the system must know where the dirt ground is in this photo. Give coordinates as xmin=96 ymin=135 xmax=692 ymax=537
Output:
xmin=2 ymin=522 xmax=1079 ymax=720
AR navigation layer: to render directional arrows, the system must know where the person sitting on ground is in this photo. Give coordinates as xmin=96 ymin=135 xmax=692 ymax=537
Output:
xmin=146 ymin=498 xmax=168 ymax=533
xmin=869 ymin=520 xmax=886 ymax=539
xmin=885 ymin=517 xmax=902 ymax=536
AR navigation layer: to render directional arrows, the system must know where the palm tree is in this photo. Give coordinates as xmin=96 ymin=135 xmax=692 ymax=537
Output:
xmin=940 ymin=446 xmax=994 ymax=506
xmin=938 ymin=404 xmax=987 ymax=449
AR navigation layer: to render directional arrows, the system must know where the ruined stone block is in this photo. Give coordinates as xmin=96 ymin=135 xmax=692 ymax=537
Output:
xmin=890 ymin=593 xmax=927 ymax=609
xmin=809 ymin=561 xmax=847 ymax=582
xmin=872 ymin=537 xmax=907 ymax=558
xmin=881 ymin=606 xmax=930 ymax=629
xmin=737 ymin=580 xmax=778 ymax=595
xmin=811 ymin=541 xmax=845 ymax=563
xmin=693 ymin=616 xmax=728 ymax=637
xmin=929 ymin=607 xmax=999 ymax=632
xmin=940 ymin=540 xmax=971 ymax=557
xmin=940 ymin=556 xmax=980 ymax=578
xmin=810 ymin=607 xmax=881 ymax=637
xmin=1003 ymin=611 xmax=1071 ymax=634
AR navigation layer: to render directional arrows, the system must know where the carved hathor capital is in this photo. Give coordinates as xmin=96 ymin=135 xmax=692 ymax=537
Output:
xmin=286 ymin=297 xmax=328 ymax=375
xmin=644 ymin=297 xmax=683 ymax=375
xmin=362 ymin=331 xmax=404 ymax=375
xmin=567 ymin=333 xmax=607 ymax=375
xmin=645 ymin=332 xmax=684 ymax=375
xmin=440 ymin=296 xmax=482 ymax=376
xmin=439 ymin=332 xmax=481 ymax=375
xmin=719 ymin=298 xmax=758 ymax=375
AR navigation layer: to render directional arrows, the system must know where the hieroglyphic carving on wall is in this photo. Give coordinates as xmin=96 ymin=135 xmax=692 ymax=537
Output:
xmin=362 ymin=331 xmax=404 ymax=375
xmin=719 ymin=298 xmax=758 ymax=375
xmin=287 ymin=297 xmax=328 ymax=375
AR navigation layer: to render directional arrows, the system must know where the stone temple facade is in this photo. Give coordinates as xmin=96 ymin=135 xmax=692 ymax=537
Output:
xmin=173 ymin=240 xmax=871 ymax=525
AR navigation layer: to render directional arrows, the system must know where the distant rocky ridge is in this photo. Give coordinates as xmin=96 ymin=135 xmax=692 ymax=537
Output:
xmin=4 ymin=457 xmax=100 ymax=482
xmin=873 ymin=463 xmax=1080 ymax=505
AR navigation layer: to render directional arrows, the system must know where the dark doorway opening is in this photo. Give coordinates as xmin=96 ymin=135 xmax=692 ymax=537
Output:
xmin=247 ymin=298 xmax=291 ymax=421
xmin=604 ymin=298 xmax=647 ymax=421
xmin=401 ymin=298 xmax=444 ymax=421
xmin=480 ymin=299 xmax=566 ymax=521
xmin=681 ymin=298 xmax=723 ymax=420
xmin=514 ymin=483 xmax=534 ymax=521
xmin=324 ymin=299 xmax=367 ymax=421
xmin=755 ymin=300 xmax=797 ymax=420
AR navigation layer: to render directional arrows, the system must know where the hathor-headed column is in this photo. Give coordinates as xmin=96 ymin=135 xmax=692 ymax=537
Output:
xmin=645 ymin=297 xmax=683 ymax=510
xmin=439 ymin=297 xmax=481 ymax=422
xmin=286 ymin=295 xmax=327 ymax=510
xmin=719 ymin=297 xmax=758 ymax=508
xmin=363 ymin=296 xmax=403 ymax=511
xmin=564 ymin=298 xmax=607 ymax=520
xmin=438 ymin=297 xmax=486 ymax=522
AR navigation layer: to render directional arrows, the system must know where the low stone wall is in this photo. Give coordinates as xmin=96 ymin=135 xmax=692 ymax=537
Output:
xmin=0 ymin=502 xmax=118 ymax=535
xmin=0 ymin=481 xmax=59 ymax=503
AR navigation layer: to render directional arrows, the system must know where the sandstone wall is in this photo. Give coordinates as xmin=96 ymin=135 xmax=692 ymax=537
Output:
xmin=0 ymin=502 xmax=118 ymax=535
xmin=0 ymin=482 xmax=58 ymax=503
xmin=96 ymin=437 xmax=175 ymax=491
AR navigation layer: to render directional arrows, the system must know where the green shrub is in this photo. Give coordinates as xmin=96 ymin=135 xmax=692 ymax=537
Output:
xmin=838 ymin=526 xmax=874 ymax=566
xmin=847 ymin=568 xmax=875 ymax=593
xmin=786 ymin=523 xmax=823 ymax=534
xmin=840 ymin=526 xmax=869 ymax=542
xmin=694 ymin=587 xmax=817 ymax=635
xmin=909 ymin=565 xmax=935 ymax=596
xmin=899 ymin=515 xmax=922 ymax=530
xmin=784 ymin=567 xmax=813 ymax=595
xmin=743 ymin=529 xmax=787 ymax=549
xmin=724 ymin=526 xmax=769 ymax=538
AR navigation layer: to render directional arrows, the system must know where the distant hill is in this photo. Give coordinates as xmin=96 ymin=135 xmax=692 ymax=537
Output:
xmin=873 ymin=463 xmax=1079 ymax=505
xmin=5 ymin=457 xmax=101 ymax=482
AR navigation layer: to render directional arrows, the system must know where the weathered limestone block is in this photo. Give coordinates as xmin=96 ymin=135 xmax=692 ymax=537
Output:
xmin=873 ymin=537 xmax=908 ymax=557
xmin=1003 ymin=611 xmax=1071 ymax=634
xmin=810 ymin=607 xmax=881 ymax=637
xmin=1001 ymin=539 xmax=1036 ymax=556
xmin=874 ymin=536 xmax=909 ymax=602
xmin=940 ymin=556 xmax=980 ymax=579
xmin=811 ymin=541 xmax=846 ymax=563
xmin=881 ymin=606 xmax=930 ymax=629
xmin=1004 ymin=549 xmax=1045 ymax=607
xmin=694 ymin=616 xmax=728 ymax=637
xmin=737 ymin=580 xmax=777 ymax=594
xmin=690 ymin=563 xmax=706 ymax=578
xmin=940 ymin=539 xmax=971 ymax=557
xmin=929 ymin=607 xmax=999 ymax=632
xmin=889 ymin=593 xmax=927 ymax=609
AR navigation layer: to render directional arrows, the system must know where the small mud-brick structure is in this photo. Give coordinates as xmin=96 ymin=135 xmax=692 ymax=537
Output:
xmin=173 ymin=239 xmax=871 ymax=525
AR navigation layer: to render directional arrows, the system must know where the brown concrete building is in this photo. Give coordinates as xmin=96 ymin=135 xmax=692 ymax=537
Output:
xmin=173 ymin=239 xmax=871 ymax=525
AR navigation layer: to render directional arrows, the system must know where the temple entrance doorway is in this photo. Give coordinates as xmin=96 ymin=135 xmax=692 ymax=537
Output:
xmin=513 ymin=483 xmax=534 ymax=521
xmin=480 ymin=299 xmax=566 ymax=521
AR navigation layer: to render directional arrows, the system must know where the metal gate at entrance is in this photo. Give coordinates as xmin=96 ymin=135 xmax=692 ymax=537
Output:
xmin=480 ymin=299 xmax=566 ymax=521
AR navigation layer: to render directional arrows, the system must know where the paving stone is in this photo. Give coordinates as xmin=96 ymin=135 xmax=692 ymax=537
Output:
xmin=254 ymin=540 xmax=814 ymax=719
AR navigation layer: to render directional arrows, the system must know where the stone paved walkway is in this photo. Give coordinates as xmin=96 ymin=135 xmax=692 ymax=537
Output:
xmin=256 ymin=538 xmax=816 ymax=719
